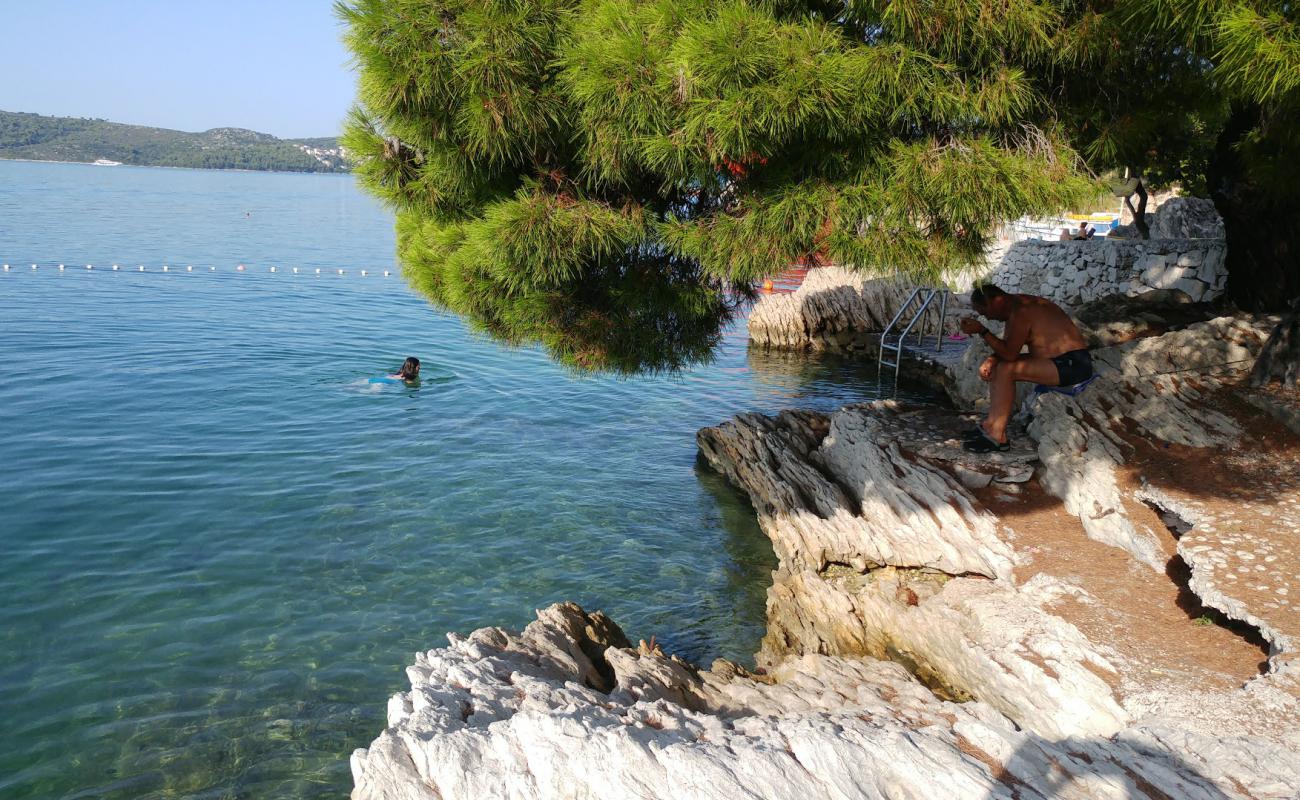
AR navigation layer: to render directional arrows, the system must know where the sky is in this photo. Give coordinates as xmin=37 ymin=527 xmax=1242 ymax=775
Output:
xmin=1 ymin=1 xmax=358 ymax=139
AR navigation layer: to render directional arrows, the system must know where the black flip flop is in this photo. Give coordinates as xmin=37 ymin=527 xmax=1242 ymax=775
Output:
xmin=963 ymin=430 xmax=1010 ymax=453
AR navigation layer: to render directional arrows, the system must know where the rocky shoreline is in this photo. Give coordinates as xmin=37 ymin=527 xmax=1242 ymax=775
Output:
xmin=349 ymin=306 xmax=1300 ymax=798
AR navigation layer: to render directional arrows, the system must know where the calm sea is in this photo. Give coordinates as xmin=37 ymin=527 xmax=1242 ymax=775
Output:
xmin=0 ymin=160 xmax=923 ymax=799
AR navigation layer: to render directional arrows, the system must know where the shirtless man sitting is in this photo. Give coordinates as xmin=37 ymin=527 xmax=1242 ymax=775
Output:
xmin=959 ymin=284 xmax=1093 ymax=453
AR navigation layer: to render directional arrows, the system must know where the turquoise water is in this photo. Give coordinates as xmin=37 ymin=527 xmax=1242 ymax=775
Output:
xmin=0 ymin=160 xmax=926 ymax=799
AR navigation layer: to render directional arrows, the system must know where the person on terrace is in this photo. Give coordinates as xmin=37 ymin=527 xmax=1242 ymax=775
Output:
xmin=959 ymin=285 xmax=1093 ymax=453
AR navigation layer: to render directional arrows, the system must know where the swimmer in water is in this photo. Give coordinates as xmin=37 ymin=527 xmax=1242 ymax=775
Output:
xmin=391 ymin=356 xmax=420 ymax=382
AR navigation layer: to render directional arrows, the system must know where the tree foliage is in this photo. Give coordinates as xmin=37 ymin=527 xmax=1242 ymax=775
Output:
xmin=1093 ymin=0 xmax=1300 ymax=308
xmin=338 ymin=0 xmax=1099 ymax=373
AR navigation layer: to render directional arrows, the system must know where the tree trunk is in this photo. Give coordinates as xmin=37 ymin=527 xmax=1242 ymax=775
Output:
xmin=1122 ymin=176 xmax=1150 ymax=240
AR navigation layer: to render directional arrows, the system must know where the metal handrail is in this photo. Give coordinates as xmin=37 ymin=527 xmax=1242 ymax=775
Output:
xmin=934 ymin=290 xmax=948 ymax=352
xmin=897 ymin=290 xmax=938 ymax=348
xmin=879 ymin=287 xmax=923 ymax=343
xmin=877 ymin=286 xmax=950 ymax=389
xmin=878 ymin=288 xmax=924 ymax=381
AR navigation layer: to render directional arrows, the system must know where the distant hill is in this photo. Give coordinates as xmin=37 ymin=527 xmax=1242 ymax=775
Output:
xmin=0 ymin=111 xmax=350 ymax=173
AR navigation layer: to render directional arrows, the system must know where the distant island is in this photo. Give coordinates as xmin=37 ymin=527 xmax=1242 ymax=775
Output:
xmin=0 ymin=110 xmax=350 ymax=173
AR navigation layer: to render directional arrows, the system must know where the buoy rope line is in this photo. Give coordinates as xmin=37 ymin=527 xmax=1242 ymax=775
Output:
xmin=1 ymin=262 xmax=1269 ymax=377
xmin=1 ymin=262 xmax=396 ymax=277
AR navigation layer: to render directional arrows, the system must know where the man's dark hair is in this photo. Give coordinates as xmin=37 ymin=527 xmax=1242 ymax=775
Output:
xmin=397 ymin=356 xmax=421 ymax=380
xmin=971 ymin=284 xmax=1006 ymax=307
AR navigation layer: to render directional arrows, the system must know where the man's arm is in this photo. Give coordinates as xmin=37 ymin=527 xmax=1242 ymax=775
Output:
xmin=979 ymin=313 xmax=1029 ymax=361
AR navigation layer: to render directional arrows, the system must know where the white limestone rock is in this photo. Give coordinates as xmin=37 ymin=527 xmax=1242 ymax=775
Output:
xmin=1019 ymin=318 xmax=1270 ymax=568
xmin=695 ymin=404 xmax=1017 ymax=580
xmin=747 ymin=266 xmax=967 ymax=351
xmin=353 ymin=321 xmax=1300 ymax=800
xmin=352 ymin=602 xmax=1293 ymax=800
xmin=695 ymin=404 xmax=1141 ymax=733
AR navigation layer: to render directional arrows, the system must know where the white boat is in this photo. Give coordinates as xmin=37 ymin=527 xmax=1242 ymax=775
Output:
xmin=92 ymin=159 xmax=122 ymax=166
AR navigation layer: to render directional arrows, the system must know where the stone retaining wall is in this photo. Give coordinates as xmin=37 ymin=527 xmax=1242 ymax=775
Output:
xmin=990 ymin=237 xmax=1227 ymax=309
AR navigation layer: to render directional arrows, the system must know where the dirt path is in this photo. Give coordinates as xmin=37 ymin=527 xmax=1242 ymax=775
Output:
xmin=893 ymin=392 xmax=1295 ymax=736
xmin=984 ymin=477 xmax=1268 ymax=683
xmin=1119 ymin=387 xmax=1300 ymax=672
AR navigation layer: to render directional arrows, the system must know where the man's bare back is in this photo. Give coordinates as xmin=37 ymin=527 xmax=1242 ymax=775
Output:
xmin=1004 ymin=294 xmax=1088 ymax=359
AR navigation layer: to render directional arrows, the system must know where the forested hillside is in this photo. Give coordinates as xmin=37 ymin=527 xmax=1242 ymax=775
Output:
xmin=0 ymin=111 xmax=349 ymax=172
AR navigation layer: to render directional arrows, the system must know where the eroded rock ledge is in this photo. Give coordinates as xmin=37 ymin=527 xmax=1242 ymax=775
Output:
xmin=352 ymin=319 xmax=1300 ymax=800
xmin=352 ymin=601 xmax=1295 ymax=800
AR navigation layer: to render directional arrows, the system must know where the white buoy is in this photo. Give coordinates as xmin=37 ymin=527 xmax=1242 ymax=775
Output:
xmin=162 ymin=265 xmax=169 ymax=272
xmin=337 ymin=269 xmax=345 ymax=275
xmin=59 ymin=264 xmax=65 ymax=271
xmin=292 ymin=267 xmax=299 ymax=274
xmin=186 ymin=265 xmax=193 ymax=272
xmin=139 ymin=265 xmax=145 ymax=271
xmin=112 ymin=264 xmax=120 ymax=271
xmin=3 ymin=264 xmax=8 ymax=271
xmin=237 ymin=264 xmax=245 ymax=272
xmin=86 ymin=264 xmax=93 ymax=270
xmin=315 ymin=268 xmax=321 ymax=275
xmin=361 ymin=269 xmax=368 ymax=276
xmin=31 ymin=264 xmax=37 ymax=270
xmin=270 ymin=266 xmax=277 ymax=273
xmin=383 ymin=270 xmax=391 ymax=277
xmin=209 ymin=266 xmax=215 ymax=271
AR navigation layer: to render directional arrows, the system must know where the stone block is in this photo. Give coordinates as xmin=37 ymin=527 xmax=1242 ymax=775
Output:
xmin=1140 ymin=264 xmax=1189 ymax=290
xmin=1151 ymin=197 xmax=1225 ymax=238
xmin=1172 ymin=277 xmax=1208 ymax=302
xmin=1136 ymin=252 xmax=1167 ymax=270
xmin=1176 ymin=250 xmax=1204 ymax=268
xmin=1196 ymin=255 xmax=1222 ymax=285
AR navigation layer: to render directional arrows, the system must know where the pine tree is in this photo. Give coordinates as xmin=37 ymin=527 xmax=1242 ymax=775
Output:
xmin=1123 ymin=0 xmax=1300 ymax=378
xmin=336 ymin=0 xmax=1106 ymax=372
xmin=1049 ymin=0 xmax=1300 ymax=309
xmin=1162 ymin=0 xmax=1300 ymax=311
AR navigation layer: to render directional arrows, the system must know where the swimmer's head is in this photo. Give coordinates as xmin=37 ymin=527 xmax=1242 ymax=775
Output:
xmin=397 ymin=356 xmax=421 ymax=380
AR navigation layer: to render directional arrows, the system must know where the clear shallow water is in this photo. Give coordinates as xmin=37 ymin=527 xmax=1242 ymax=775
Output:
xmin=0 ymin=160 xmax=932 ymax=799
